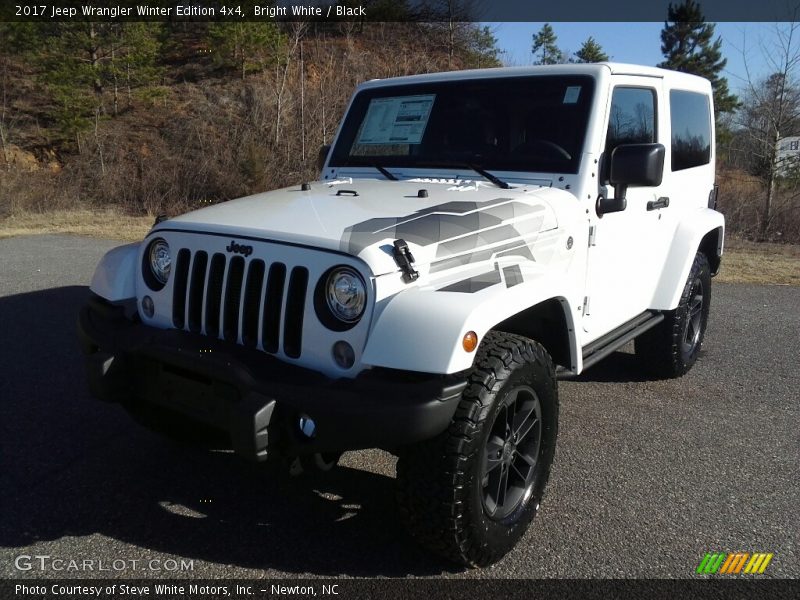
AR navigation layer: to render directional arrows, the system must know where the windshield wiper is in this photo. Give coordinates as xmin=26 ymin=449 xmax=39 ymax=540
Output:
xmin=413 ymin=159 xmax=511 ymax=189
xmin=466 ymin=163 xmax=511 ymax=189
xmin=373 ymin=164 xmax=399 ymax=181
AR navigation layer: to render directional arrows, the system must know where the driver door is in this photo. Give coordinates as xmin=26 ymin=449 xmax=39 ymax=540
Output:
xmin=582 ymin=79 xmax=669 ymax=340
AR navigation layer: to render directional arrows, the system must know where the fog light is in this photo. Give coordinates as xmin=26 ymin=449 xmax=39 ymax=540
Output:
xmin=332 ymin=340 xmax=355 ymax=369
xmin=462 ymin=331 xmax=478 ymax=352
xmin=299 ymin=415 xmax=316 ymax=438
xmin=142 ymin=295 xmax=155 ymax=318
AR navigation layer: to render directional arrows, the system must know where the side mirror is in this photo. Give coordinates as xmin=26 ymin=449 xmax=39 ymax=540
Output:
xmin=598 ymin=143 xmax=665 ymax=216
xmin=317 ymin=144 xmax=331 ymax=171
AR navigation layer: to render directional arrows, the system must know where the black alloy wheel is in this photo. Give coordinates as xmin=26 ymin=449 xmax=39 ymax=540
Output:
xmin=482 ymin=385 xmax=542 ymax=521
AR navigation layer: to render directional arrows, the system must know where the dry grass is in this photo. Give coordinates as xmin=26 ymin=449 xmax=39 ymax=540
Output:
xmin=716 ymin=238 xmax=800 ymax=286
xmin=0 ymin=208 xmax=153 ymax=242
xmin=1 ymin=209 xmax=798 ymax=286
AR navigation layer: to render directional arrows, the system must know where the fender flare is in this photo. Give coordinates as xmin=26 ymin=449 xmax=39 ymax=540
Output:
xmin=362 ymin=274 xmax=580 ymax=375
xmin=650 ymin=208 xmax=724 ymax=310
xmin=90 ymin=243 xmax=141 ymax=301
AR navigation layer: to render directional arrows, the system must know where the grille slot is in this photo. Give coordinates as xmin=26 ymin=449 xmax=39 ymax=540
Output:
xmin=205 ymin=253 xmax=226 ymax=338
xmin=187 ymin=251 xmax=208 ymax=334
xmin=283 ymin=267 xmax=309 ymax=359
xmin=171 ymin=249 xmax=306 ymax=358
xmin=222 ymin=256 xmax=245 ymax=343
xmin=171 ymin=249 xmax=191 ymax=329
xmin=242 ymin=260 xmax=265 ymax=348
xmin=262 ymin=263 xmax=286 ymax=354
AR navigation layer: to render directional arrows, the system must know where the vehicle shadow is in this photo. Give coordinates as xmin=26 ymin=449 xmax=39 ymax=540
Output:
xmin=561 ymin=351 xmax=653 ymax=383
xmin=0 ymin=286 xmax=457 ymax=577
xmin=564 ymin=348 xmax=709 ymax=384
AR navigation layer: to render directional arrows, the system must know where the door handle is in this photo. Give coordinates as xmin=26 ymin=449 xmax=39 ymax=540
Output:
xmin=647 ymin=197 xmax=669 ymax=211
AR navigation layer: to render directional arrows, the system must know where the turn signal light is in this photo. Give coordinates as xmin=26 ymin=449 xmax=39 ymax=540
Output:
xmin=462 ymin=331 xmax=478 ymax=353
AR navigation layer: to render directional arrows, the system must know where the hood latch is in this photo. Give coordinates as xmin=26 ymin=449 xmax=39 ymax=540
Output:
xmin=392 ymin=239 xmax=419 ymax=283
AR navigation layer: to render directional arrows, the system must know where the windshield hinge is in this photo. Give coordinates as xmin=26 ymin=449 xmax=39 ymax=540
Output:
xmin=392 ymin=239 xmax=419 ymax=283
xmin=588 ymin=225 xmax=597 ymax=247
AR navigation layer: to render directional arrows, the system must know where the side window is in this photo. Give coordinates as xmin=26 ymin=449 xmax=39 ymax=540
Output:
xmin=670 ymin=90 xmax=711 ymax=171
xmin=606 ymin=87 xmax=657 ymax=149
xmin=604 ymin=87 xmax=657 ymax=179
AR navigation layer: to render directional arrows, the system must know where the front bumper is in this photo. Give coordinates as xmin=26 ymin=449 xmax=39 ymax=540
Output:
xmin=78 ymin=294 xmax=467 ymax=461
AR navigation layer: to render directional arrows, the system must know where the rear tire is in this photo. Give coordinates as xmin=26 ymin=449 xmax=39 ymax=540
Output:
xmin=395 ymin=331 xmax=558 ymax=567
xmin=635 ymin=252 xmax=712 ymax=378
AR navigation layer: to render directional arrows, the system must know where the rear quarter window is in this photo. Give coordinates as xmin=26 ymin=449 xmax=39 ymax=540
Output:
xmin=670 ymin=90 xmax=712 ymax=171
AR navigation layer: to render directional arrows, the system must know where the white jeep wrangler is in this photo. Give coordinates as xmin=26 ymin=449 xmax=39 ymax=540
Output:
xmin=79 ymin=63 xmax=723 ymax=567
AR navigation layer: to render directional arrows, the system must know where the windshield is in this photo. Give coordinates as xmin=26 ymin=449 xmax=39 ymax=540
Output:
xmin=330 ymin=75 xmax=596 ymax=175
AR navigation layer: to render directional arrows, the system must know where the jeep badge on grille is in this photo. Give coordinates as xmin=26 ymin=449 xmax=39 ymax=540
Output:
xmin=226 ymin=240 xmax=253 ymax=257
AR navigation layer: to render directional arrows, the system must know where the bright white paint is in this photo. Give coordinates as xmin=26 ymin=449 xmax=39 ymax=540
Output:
xmin=90 ymin=63 xmax=723 ymax=378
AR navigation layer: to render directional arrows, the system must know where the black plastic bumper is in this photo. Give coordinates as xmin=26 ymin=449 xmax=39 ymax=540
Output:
xmin=78 ymin=294 xmax=467 ymax=461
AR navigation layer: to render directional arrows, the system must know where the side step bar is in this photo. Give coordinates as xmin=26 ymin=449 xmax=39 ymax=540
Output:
xmin=557 ymin=310 xmax=665 ymax=378
xmin=582 ymin=310 xmax=664 ymax=370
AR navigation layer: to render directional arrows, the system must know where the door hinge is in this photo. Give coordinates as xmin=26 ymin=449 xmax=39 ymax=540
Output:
xmin=582 ymin=296 xmax=590 ymax=316
xmin=588 ymin=225 xmax=597 ymax=247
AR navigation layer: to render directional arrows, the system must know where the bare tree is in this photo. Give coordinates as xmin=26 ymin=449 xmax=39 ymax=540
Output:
xmin=734 ymin=19 xmax=800 ymax=239
xmin=273 ymin=23 xmax=306 ymax=146
xmin=0 ymin=59 xmax=13 ymax=170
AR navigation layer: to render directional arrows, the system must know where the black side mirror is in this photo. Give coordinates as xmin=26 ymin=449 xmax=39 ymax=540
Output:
xmin=598 ymin=143 xmax=665 ymax=216
xmin=317 ymin=144 xmax=331 ymax=171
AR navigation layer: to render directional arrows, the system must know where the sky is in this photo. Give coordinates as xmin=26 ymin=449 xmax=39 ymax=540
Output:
xmin=488 ymin=22 xmax=793 ymax=95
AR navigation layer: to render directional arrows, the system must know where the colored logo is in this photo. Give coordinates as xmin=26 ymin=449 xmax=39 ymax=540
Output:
xmin=696 ymin=552 xmax=774 ymax=575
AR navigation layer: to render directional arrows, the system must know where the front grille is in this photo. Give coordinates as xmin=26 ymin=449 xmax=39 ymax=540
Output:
xmin=171 ymin=250 xmax=309 ymax=358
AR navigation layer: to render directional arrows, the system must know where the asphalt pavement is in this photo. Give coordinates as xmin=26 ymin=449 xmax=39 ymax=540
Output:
xmin=1 ymin=234 xmax=798 ymax=579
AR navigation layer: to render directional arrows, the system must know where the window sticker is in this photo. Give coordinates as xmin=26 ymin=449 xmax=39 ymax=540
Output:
xmin=356 ymin=95 xmax=436 ymax=144
xmin=563 ymin=86 xmax=581 ymax=104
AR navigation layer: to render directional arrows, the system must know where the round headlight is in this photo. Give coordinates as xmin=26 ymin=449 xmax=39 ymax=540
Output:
xmin=326 ymin=267 xmax=366 ymax=323
xmin=146 ymin=238 xmax=171 ymax=288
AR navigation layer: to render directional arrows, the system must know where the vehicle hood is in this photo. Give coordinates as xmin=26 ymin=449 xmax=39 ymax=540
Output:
xmin=159 ymin=178 xmax=567 ymax=277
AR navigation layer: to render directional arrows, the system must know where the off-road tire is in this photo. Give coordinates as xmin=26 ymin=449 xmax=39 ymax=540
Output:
xmin=395 ymin=331 xmax=558 ymax=567
xmin=635 ymin=252 xmax=712 ymax=378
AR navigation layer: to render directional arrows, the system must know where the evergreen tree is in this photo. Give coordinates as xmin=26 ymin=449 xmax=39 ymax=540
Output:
xmin=0 ymin=22 xmax=41 ymax=56
xmin=207 ymin=23 xmax=284 ymax=80
xmin=573 ymin=37 xmax=609 ymax=63
xmin=658 ymin=0 xmax=738 ymax=113
xmin=27 ymin=22 xmax=165 ymax=141
xmin=107 ymin=23 xmax=165 ymax=113
xmin=42 ymin=23 xmax=116 ymax=139
xmin=462 ymin=25 xmax=503 ymax=68
xmin=531 ymin=24 xmax=564 ymax=65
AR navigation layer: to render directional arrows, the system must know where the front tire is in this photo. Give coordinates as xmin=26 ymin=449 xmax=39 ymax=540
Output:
xmin=289 ymin=452 xmax=343 ymax=477
xmin=395 ymin=332 xmax=559 ymax=567
xmin=635 ymin=252 xmax=712 ymax=378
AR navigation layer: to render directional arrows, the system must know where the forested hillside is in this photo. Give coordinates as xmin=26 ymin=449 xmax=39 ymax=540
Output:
xmin=2 ymin=18 xmax=800 ymax=243
xmin=0 ymin=21 xmax=500 ymax=217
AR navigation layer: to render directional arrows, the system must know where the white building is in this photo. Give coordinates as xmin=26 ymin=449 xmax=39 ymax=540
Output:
xmin=776 ymin=136 xmax=800 ymax=175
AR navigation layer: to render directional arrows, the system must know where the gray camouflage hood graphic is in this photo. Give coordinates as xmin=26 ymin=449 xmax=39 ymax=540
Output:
xmin=341 ymin=198 xmax=546 ymax=273
xmin=163 ymin=179 xmax=564 ymax=277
